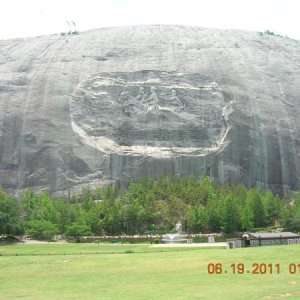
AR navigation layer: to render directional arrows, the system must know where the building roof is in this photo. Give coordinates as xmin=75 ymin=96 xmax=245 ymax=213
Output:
xmin=244 ymin=232 xmax=300 ymax=239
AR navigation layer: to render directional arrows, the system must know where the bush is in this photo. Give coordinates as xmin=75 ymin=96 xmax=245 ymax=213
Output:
xmin=66 ymin=222 xmax=92 ymax=242
xmin=26 ymin=220 xmax=58 ymax=241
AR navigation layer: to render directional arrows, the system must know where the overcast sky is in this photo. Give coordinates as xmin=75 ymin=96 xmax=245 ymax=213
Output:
xmin=0 ymin=0 xmax=299 ymax=40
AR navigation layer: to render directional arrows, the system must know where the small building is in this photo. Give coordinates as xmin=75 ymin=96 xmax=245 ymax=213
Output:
xmin=227 ymin=232 xmax=300 ymax=249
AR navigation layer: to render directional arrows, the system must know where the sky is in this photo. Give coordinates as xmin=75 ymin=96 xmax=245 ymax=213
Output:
xmin=0 ymin=0 xmax=299 ymax=40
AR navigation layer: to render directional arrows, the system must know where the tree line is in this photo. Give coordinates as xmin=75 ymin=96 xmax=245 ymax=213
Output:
xmin=1 ymin=176 xmax=300 ymax=240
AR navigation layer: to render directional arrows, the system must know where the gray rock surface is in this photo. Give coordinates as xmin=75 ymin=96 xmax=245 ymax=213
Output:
xmin=0 ymin=25 xmax=299 ymax=196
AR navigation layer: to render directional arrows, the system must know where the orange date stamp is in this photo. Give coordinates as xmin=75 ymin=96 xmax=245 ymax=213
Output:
xmin=207 ymin=263 xmax=300 ymax=275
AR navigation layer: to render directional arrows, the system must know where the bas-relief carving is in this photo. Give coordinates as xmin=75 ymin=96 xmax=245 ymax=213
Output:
xmin=118 ymin=86 xmax=185 ymax=117
xmin=70 ymin=71 xmax=230 ymax=156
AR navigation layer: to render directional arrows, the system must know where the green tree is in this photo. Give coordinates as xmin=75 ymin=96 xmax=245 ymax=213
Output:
xmin=220 ymin=195 xmax=241 ymax=233
xmin=52 ymin=198 xmax=71 ymax=234
xmin=0 ymin=190 xmax=22 ymax=235
xmin=246 ymin=189 xmax=266 ymax=228
xmin=66 ymin=222 xmax=92 ymax=242
xmin=284 ymin=193 xmax=300 ymax=232
xmin=26 ymin=219 xmax=59 ymax=241
xmin=22 ymin=191 xmax=58 ymax=224
xmin=186 ymin=206 xmax=208 ymax=233
xmin=232 ymin=184 xmax=248 ymax=207
xmin=206 ymin=193 xmax=221 ymax=232
xmin=101 ymin=198 xmax=123 ymax=234
xmin=0 ymin=174 xmax=290 ymax=238
xmin=262 ymin=192 xmax=282 ymax=226
xmin=85 ymin=206 xmax=104 ymax=235
xmin=240 ymin=205 xmax=254 ymax=231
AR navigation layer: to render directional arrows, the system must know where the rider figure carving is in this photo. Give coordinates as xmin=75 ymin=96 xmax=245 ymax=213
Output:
xmin=145 ymin=86 xmax=159 ymax=111
xmin=168 ymin=89 xmax=185 ymax=112
xmin=136 ymin=87 xmax=146 ymax=103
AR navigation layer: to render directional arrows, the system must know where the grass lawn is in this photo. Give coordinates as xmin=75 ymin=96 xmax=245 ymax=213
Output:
xmin=1 ymin=243 xmax=300 ymax=299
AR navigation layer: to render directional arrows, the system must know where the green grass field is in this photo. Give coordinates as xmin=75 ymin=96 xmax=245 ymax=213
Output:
xmin=1 ymin=243 xmax=300 ymax=299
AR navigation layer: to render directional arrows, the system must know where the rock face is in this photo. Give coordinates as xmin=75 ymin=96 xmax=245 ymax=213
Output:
xmin=0 ymin=25 xmax=299 ymax=196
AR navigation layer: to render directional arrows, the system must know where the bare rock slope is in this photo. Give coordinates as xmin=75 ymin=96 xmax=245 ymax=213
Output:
xmin=0 ymin=25 xmax=299 ymax=195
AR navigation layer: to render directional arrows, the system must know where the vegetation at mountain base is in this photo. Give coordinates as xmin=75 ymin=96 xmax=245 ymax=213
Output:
xmin=1 ymin=176 xmax=299 ymax=240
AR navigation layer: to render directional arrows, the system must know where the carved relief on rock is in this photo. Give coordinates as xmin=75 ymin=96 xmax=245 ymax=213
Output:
xmin=70 ymin=71 xmax=229 ymax=155
xmin=117 ymin=85 xmax=185 ymax=116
